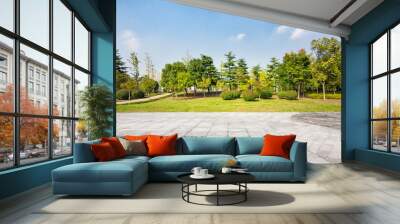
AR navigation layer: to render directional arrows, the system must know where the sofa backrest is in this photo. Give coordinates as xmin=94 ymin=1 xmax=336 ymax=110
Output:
xmin=177 ymin=136 xmax=236 ymax=155
xmin=235 ymin=137 xmax=263 ymax=155
xmin=73 ymin=139 xmax=100 ymax=163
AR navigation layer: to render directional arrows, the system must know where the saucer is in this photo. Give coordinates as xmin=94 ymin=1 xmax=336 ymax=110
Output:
xmin=190 ymin=174 xmax=215 ymax=179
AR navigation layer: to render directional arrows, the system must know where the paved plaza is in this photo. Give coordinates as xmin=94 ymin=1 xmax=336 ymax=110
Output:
xmin=117 ymin=112 xmax=341 ymax=164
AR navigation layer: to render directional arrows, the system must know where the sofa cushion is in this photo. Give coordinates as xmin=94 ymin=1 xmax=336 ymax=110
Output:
xmin=149 ymin=154 xmax=235 ymax=172
xmin=147 ymin=134 xmax=178 ymax=157
xmin=236 ymin=137 xmax=263 ymax=155
xmin=53 ymin=158 xmax=147 ymax=183
xmin=260 ymin=134 xmax=296 ymax=159
xmin=236 ymin=155 xmax=293 ymax=172
xmin=91 ymin=142 xmax=118 ymax=161
xmin=119 ymin=138 xmax=147 ymax=156
xmin=101 ymin=137 xmax=127 ymax=158
xmin=178 ymin=137 xmax=236 ymax=155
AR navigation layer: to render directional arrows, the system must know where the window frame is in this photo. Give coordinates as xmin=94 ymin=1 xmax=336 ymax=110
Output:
xmin=370 ymin=21 xmax=400 ymax=154
xmin=0 ymin=0 xmax=92 ymax=171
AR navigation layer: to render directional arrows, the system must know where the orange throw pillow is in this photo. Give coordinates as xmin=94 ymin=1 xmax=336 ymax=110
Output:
xmin=124 ymin=135 xmax=148 ymax=142
xmin=260 ymin=134 xmax=296 ymax=159
xmin=101 ymin=137 xmax=127 ymax=158
xmin=91 ymin=142 xmax=117 ymax=162
xmin=146 ymin=134 xmax=178 ymax=157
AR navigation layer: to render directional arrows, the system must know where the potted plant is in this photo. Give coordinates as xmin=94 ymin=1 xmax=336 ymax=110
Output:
xmin=79 ymin=84 xmax=114 ymax=140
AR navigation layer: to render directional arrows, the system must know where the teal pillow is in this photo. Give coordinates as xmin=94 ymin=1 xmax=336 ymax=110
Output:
xmin=179 ymin=136 xmax=235 ymax=155
xmin=236 ymin=137 xmax=263 ymax=155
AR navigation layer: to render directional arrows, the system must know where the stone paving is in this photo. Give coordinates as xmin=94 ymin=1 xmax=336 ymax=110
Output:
xmin=117 ymin=112 xmax=341 ymax=164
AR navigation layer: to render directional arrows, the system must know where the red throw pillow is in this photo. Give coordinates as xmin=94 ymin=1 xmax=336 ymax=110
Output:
xmin=124 ymin=135 xmax=148 ymax=142
xmin=91 ymin=142 xmax=117 ymax=161
xmin=146 ymin=134 xmax=178 ymax=157
xmin=101 ymin=137 xmax=126 ymax=158
xmin=260 ymin=134 xmax=296 ymax=159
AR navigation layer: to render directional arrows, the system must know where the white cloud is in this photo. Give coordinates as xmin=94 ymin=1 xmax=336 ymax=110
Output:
xmin=290 ymin=28 xmax=306 ymax=40
xmin=120 ymin=30 xmax=140 ymax=51
xmin=276 ymin=25 xmax=289 ymax=34
xmin=229 ymin=33 xmax=247 ymax=42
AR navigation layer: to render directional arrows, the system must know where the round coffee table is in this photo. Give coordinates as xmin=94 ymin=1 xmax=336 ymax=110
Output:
xmin=177 ymin=173 xmax=255 ymax=206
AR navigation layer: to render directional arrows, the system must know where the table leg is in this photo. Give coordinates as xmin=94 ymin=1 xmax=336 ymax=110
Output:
xmin=195 ymin=184 xmax=198 ymax=192
xmin=217 ymin=184 xmax=219 ymax=206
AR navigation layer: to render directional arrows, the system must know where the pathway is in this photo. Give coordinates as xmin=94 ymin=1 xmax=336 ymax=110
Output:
xmin=117 ymin=112 xmax=341 ymax=163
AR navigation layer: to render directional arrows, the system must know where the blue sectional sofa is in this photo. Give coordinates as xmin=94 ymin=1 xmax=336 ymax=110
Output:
xmin=52 ymin=137 xmax=307 ymax=196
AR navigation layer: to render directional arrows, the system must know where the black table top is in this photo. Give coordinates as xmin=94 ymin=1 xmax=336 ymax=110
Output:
xmin=177 ymin=172 xmax=255 ymax=185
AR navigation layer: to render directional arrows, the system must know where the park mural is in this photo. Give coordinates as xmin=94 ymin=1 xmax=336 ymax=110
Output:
xmin=116 ymin=37 xmax=341 ymax=102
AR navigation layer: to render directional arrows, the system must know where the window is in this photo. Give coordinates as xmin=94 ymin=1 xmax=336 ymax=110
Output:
xmin=0 ymin=0 xmax=91 ymax=170
xmin=370 ymin=23 xmax=400 ymax=153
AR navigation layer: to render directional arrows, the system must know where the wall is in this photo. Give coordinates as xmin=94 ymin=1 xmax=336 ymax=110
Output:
xmin=0 ymin=0 xmax=116 ymax=200
xmin=343 ymin=0 xmax=400 ymax=171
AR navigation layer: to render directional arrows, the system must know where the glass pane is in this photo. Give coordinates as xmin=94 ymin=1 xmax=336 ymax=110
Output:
xmin=20 ymin=44 xmax=49 ymax=115
xmin=74 ymin=69 xmax=89 ymax=118
xmin=53 ymin=59 xmax=72 ymax=117
xmin=372 ymin=76 xmax=387 ymax=119
xmin=20 ymin=0 xmax=49 ymax=49
xmin=392 ymin=24 xmax=400 ymax=70
xmin=0 ymin=0 xmax=14 ymax=31
xmin=20 ymin=117 xmax=49 ymax=165
xmin=75 ymin=120 xmax=88 ymax=143
xmin=53 ymin=0 xmax=72 ymax=60
xmin=372 ymin=121 xmax=388 ymax=151
xmin=0 ymin=116 xmax=14 ymax=170
xmin=391 ymin=72 xmax=400 ymax=118
xmin=372 ymin=33 xmax=387 ymax=76
xmin=391 ymin=120 xmax=400 ymax=153
xmin=74 ymin=18 xmax=89 ymax=70
xmin=0 ymin=35 xmax=14 ymax=112
xmin=53 ymin=119 xmax=72 ymax=157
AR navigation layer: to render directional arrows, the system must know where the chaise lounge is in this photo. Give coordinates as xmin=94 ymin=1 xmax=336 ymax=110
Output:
xmin=52 ymin=136 xmax=307 ymax=196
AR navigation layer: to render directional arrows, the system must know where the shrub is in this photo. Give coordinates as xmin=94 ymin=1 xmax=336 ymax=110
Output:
xmin=278 ymin=90 xmax=298 ymax=100
xmin=132 ymin=90 xmax=145 ymax=99
xmin=221 ymin=91 xmax=241 ymax=100
xmin=307 ymin=93 xmax=341 ymax=99
xmin=116 ymin=89 xmax=130 ymax=100
xmin=242 ymin=91 xmax=258 ymax=101
xmin=259 ymin=90 xmax=273 ymax=99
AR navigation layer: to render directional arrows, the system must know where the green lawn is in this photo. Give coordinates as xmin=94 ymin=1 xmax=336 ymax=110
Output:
xmin=117 ymin=96 xmax=340 ymax=112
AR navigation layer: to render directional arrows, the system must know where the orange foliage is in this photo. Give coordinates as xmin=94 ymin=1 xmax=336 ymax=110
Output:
xmin=0 ymin=85 xmax=59 ymax=149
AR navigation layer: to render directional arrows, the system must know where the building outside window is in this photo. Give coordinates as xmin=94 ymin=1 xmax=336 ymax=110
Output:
xmin=0 ymin=0 xmax=91 ymax=170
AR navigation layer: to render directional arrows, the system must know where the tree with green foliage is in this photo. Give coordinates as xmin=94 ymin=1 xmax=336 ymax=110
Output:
xmin=200 ymin=54 xmax=218 ymax=94
xmin=116 ymin=49 xmax=128 ymax=74
xmin=280 ymin=49 xmax=312 ymax=99
xmin=140 ymin=76 xmax=159 ymax=95
xmin=310 ymin=37 xmax=341 ymax=99
xmin=187 ymin=58 xmax=204 ymax=95
xmin=221 ymin=51 xmax=237 ymax=90
xmin=266 ymin=57 xmax=281 ymax=92
xmin=176 ymin=71 xmax=191 ymax=95
xmin=236 ymin=58 xmax=249 ymax=91
xmin=198 ymin=77 xmax=212 ymax=97
xmin=80 ymin=84 xmax=113 ymax=139
xmin=161 ymin=62 xmax=187 ymax=94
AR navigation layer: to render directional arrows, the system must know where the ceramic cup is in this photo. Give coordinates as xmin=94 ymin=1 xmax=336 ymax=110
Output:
xmin=221 ymin=167 xmax=232 ymax=174
xmin=191 ymin=167 xmax=202 ymax=176
xmin=200 ymin=169 xmax=209 ymax=176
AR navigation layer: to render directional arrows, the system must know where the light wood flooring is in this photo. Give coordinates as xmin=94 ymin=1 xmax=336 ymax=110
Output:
xmin=1 ymin=162 xmax=400 ymax=224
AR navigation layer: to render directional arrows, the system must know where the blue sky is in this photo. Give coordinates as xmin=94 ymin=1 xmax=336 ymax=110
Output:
xmin=117 ymin=0 xmax=336 ymax=76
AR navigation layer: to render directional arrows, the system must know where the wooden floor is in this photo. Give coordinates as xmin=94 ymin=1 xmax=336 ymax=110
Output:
xmin=1 ymin=162 xmax=400 ymax=224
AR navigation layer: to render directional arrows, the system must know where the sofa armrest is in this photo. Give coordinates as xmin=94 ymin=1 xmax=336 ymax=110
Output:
xmin=73 ymin=140 xmax=100 ymax=163
xmin=289 ymin=141 xmax=307 ymax=181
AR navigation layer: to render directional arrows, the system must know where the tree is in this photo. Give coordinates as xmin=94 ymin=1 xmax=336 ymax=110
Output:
xmin=266 ymin=57 xmax=281 ymax=92
xmin=280 ymin=49 xmax=312 ymax=99
xmin=236 ymin=58 xmax=249 ymax=91
xmin=80 ymin=84 xmax=114 ymax=140
xmin=198 ymin=77 xmax=212 ymax=97
xmin=187 ymin=58 xmax=204 ymax=95
xmin=128 ymin=51 xmax=140 ymax=89
xmin=221 ymin=51 xmax=237 ymax=90
xmin=161 ymin=62 xmax=187 ymax=94
xmin=200 ymin=54 xmax=218 ymax=94
xmin=0 ymin=85 xmax=57 ymax=151
xmin=176 ymin=71 xmax=191 ymax=95
xmin=144 ymin=53 xmax=156 ymax=79
xmin=116 ymin=49 xmax=128 ymax=74
xmin=311 ymin=37 xmax=341 ymax=99
xmin=140 ymin=76 xmax=159 ymax=95
xmin=116 ymin=71 xmax=131 ymax=91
